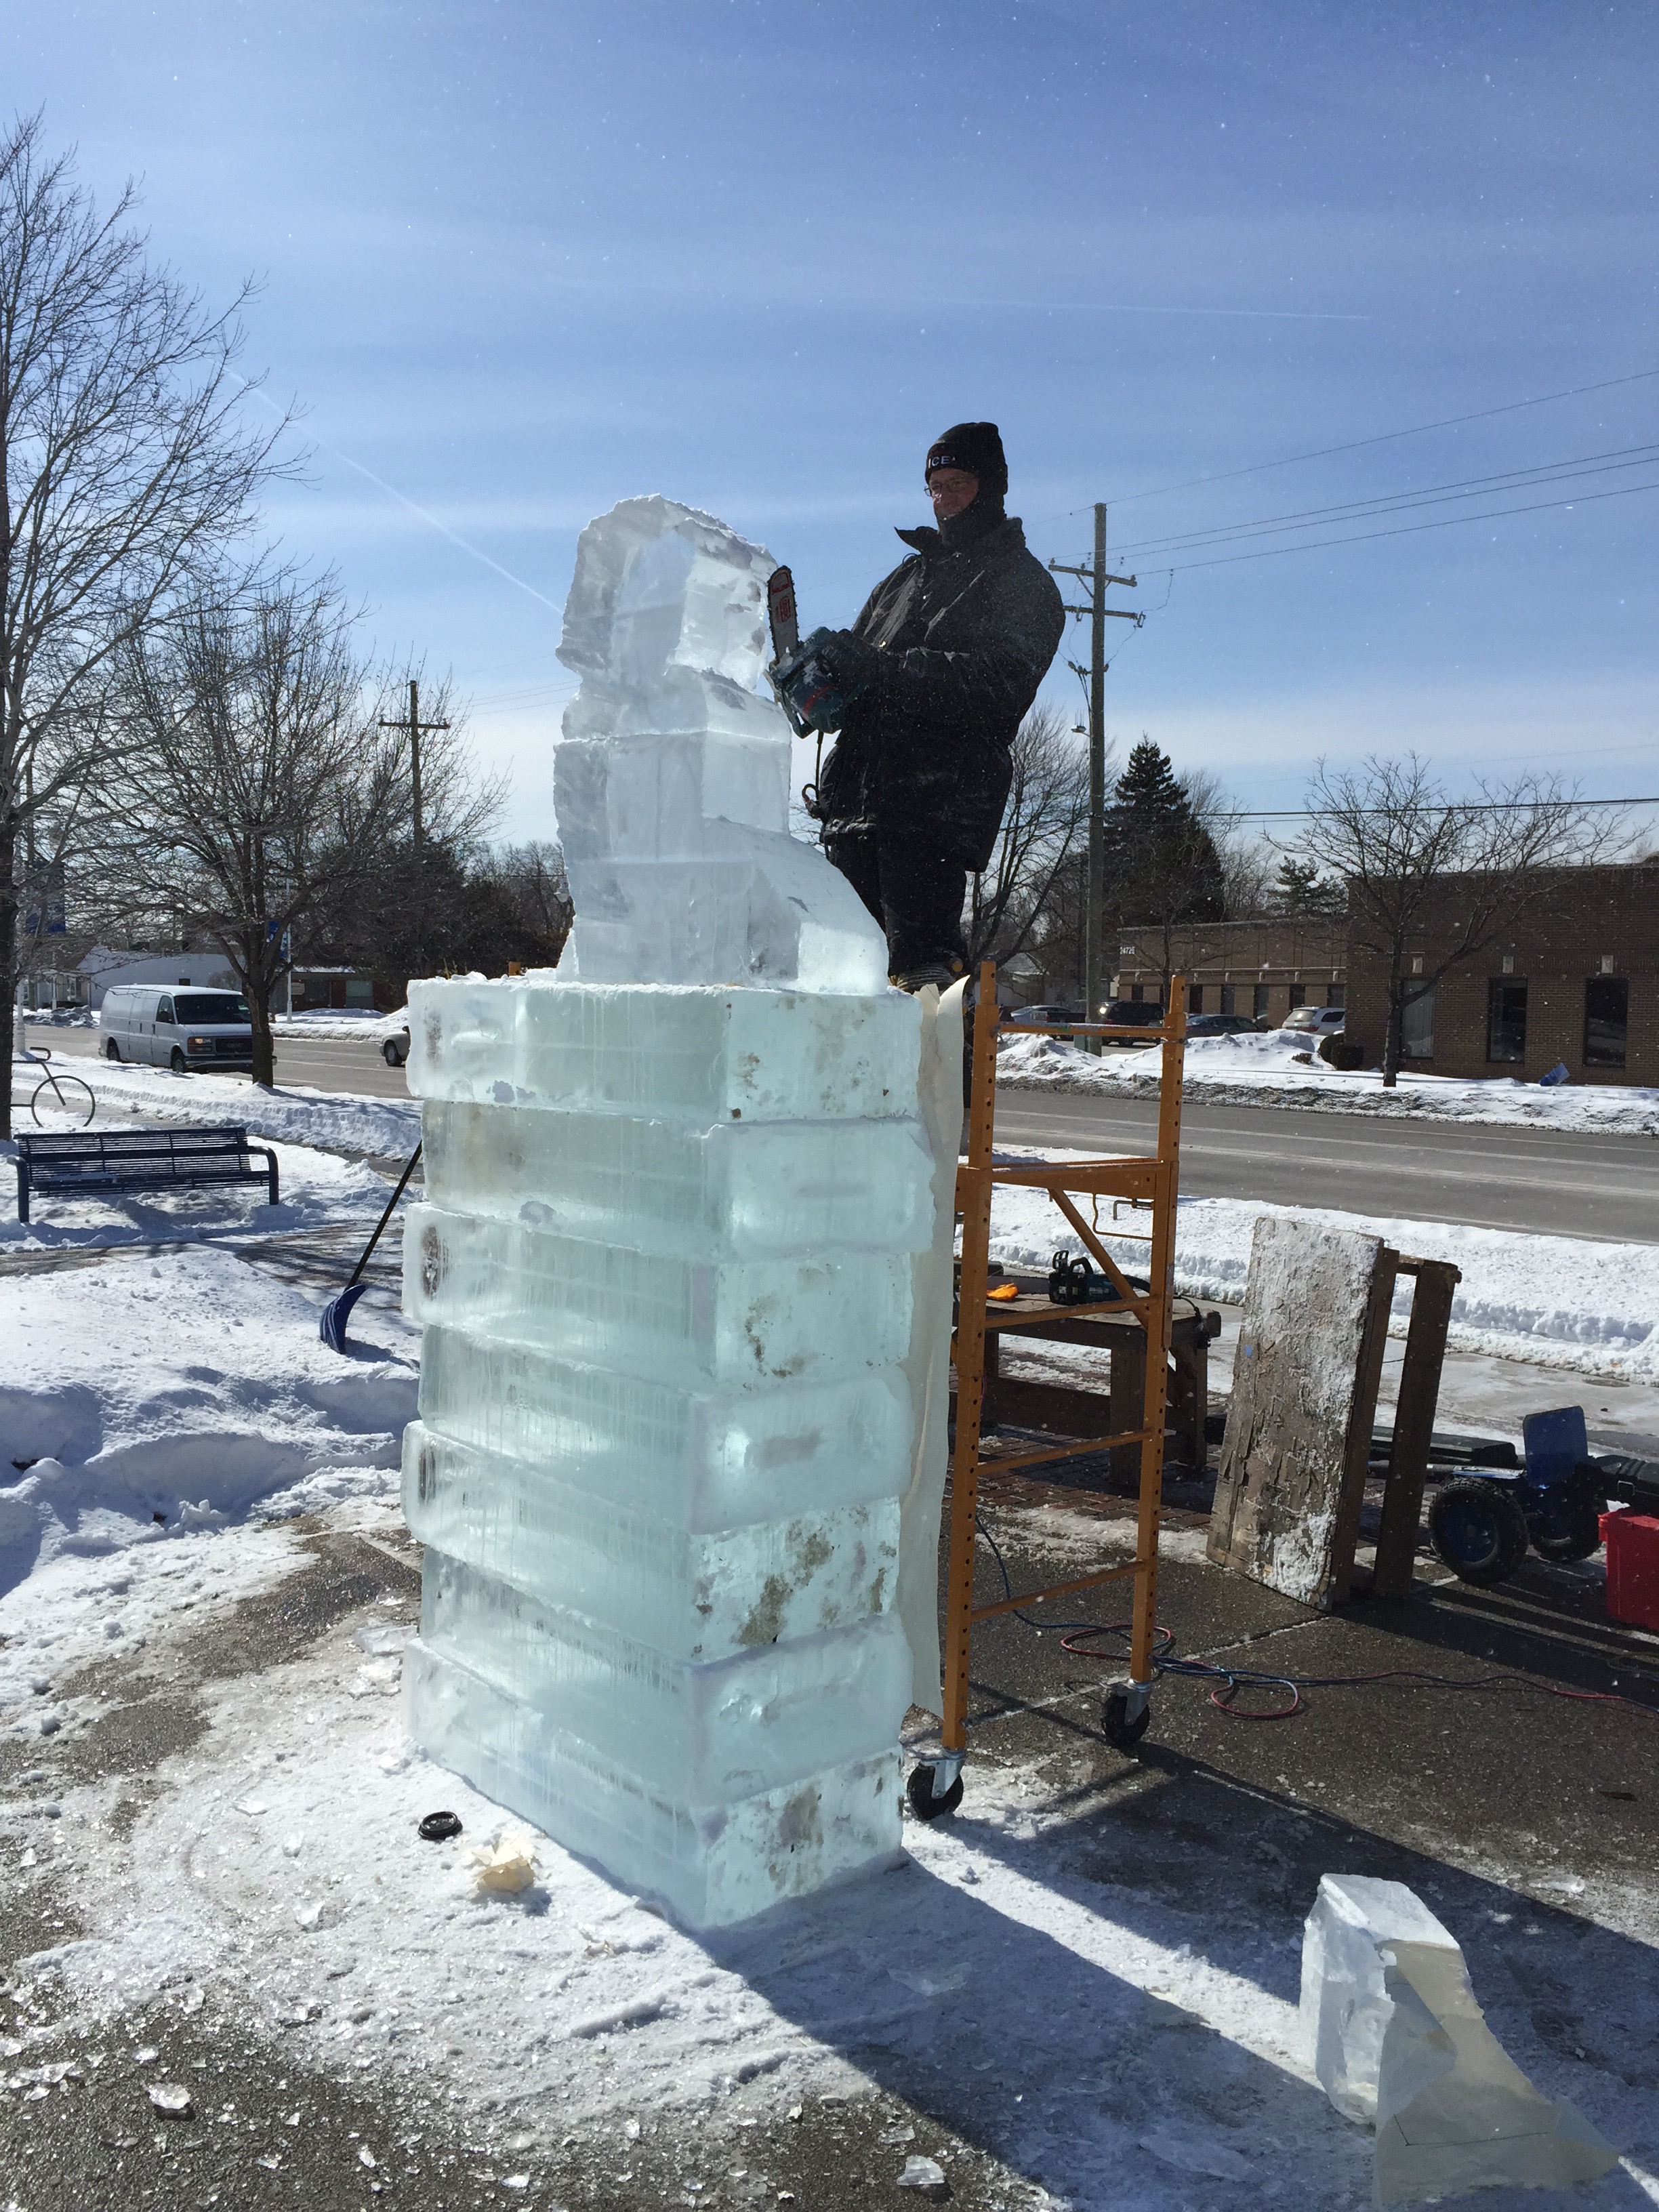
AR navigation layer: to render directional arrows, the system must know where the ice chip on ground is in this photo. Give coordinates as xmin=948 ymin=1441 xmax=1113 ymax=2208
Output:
xmin=148 ymin=2081 xmax=192 ymax=2116
xmin=897 ymin=2154 xmax=947 ymax=2194
xmin=468 ymin=1832 xmax=536 ymax=1896
xmin=1139 ymin=2131 xmax=1250 ymax=2182
xmin=1300 ymin=1873 xmax=1618 ymax=2204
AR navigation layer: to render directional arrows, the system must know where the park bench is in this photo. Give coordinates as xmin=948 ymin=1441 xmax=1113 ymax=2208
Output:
xmin=14 ymin=1126 xmax=280 ymax=1225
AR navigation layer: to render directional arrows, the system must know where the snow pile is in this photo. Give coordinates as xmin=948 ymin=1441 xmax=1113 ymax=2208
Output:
xmin=272 ymin=1008 xmax=409 ymax=1040
xmin=0 ymin=1242 xmax=415 ymax=1609
xmin=996 ymin=1029 xmax=1659 ymax=1136
xmin=9 ymin=1050 xmax=419 ymax=1156
xmin=987 ymin=1160 xmax=1659 ymax=1382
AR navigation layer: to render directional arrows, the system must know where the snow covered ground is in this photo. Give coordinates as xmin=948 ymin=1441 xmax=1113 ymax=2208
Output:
xmin=998 ymin=1029 xmax=1659 ymax=1137
xmin=10 ymin=1048 xmax=419 ymax=1158
xmin=3 ymin=1126 xmax=1657 ymax=2207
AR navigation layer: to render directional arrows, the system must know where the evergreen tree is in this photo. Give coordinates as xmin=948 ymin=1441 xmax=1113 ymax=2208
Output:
xmin=1101 ymin=739 xmax=1225 ymax=928
xmin=1271 ymin=856 xmax=1347 ymax=917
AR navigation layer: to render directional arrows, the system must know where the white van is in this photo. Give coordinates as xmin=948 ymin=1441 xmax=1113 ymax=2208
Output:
xmin=100 ymin=984 xmax=255 ymax=1073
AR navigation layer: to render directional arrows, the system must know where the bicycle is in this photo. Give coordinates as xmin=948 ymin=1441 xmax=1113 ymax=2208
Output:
xmin=20 ymin=1044 xmax=97 ymax=1128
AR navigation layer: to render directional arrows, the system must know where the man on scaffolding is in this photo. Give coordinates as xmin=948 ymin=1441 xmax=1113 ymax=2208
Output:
xmin=800 ymin=422 xmax=1065 ymax=991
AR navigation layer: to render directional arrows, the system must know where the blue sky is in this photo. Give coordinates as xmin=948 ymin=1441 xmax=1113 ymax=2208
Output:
xmin=10 ymin=0 xmax=1656 ymax=841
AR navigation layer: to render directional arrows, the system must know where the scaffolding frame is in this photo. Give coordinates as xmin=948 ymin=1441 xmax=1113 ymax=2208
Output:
xmin=922 ymin=963 xmax=1188 ymax=1807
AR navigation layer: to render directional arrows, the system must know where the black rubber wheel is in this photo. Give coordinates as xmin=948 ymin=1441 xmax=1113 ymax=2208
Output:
xmin=169 ymin=1046 xmax=188 ymax=1073
xmin=1428 ymin=1477 xmax=1530 ymax=1585
xmin=906 ymin=1763 xmax=964 ymax=1822
xmin=1103 ymin=1687 xmax=1151 ymax=1751
xmin=104 ymin=1038 xmax=121 ymax=1061
xmin=1531 ymin=1509 xmax=1603 ymax=1564
xmin=383 ymin=1040 xmax=405 ymax=1066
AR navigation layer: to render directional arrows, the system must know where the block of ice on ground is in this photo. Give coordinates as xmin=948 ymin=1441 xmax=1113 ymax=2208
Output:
xmin=1300 ymin=1873 xmax=1617 ymax=2204
xmin=403 ymin=1422 xmax=898 ymax=1660
xmin=405 ymin=1637 xmax=903 ymax=1927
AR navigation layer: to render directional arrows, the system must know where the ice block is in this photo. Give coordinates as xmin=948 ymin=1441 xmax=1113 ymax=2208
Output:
xmin=1300 ymin=1874 xmax=1618 ymax=2204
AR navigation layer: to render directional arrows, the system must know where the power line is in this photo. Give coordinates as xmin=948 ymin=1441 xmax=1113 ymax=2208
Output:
xmin=1107 ymin=443 xmax=1659 ymax=561
xmin=1141 ymin=474 xmax=1659 ymax=575
xmin=1214 ymin=796 xmax=1658 ymax=821
xmin=1108 ymin=364 xmax=1659 ymax=508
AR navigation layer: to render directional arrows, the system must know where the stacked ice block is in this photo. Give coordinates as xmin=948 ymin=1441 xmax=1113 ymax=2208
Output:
xmin=401 ymin=497 xmax=936 ymax=1926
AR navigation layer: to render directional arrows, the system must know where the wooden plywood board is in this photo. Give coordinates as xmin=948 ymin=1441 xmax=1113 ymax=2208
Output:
xmin=1208 ymin=1216 xmax=1396 ymax=1607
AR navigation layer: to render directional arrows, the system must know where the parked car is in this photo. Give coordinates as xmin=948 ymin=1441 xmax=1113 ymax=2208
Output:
xmin=382 ymin=1025 xmax=411 ymax=1067
xmin=1279 ymin=1004 xmax=1346 ymax=1038
xmin=100 ymin=984 xmax=254 ymax=1073
xmin=1005 ymin=1002 xmax=1084 ymax=1035
xmin=1186 ymin=1011 xmax=1262 ymax=1038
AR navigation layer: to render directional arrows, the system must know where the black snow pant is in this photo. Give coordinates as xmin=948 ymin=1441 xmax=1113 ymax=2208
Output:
xmin=823 ymin=827 xmax=968 ymax=983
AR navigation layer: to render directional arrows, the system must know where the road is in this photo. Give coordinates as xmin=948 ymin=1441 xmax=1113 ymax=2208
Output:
xmin=28 ymin=1019 xmax=415 ymax=1100
xmin=28 ymin=1021 xmax=1659 ymax=1242
xmin=996 ymin=1089 xmax=1659 ymax=1244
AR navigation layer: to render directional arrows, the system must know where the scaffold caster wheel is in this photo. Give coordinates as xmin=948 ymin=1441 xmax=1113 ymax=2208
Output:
xmin=1103 ymin=1685 xmax=1151 ymax=1752
xmin=907 ymin=1762 xmax=964 ymax=1822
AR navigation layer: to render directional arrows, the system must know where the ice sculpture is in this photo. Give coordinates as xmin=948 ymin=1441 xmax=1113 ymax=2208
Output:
xmin=401 ymin=496 xmax=939 ymax=1926
xmin=1300 ymin=1875 xmax=1616 ymax=2204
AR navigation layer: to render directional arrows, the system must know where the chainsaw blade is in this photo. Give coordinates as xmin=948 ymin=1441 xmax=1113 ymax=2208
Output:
xmin=766 ymin=566 xmax=799 ymax=661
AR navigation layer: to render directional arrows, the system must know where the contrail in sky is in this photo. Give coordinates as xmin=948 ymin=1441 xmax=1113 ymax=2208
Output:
xmin=235 ymin=378 xmax=564 ymax=617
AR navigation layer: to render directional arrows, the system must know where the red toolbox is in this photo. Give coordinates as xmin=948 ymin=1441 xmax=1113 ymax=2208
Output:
xmin=1601 ymin=1511 xmax=1659 ymax=1632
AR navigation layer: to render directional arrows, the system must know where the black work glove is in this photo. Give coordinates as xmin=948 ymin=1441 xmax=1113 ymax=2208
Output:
xmin=817 ymin=628 xmax=880 ymax=693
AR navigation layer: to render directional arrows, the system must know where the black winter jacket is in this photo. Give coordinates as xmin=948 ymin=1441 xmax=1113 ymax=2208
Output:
xmin=815 ymin=516 xmax=1065 ymax=872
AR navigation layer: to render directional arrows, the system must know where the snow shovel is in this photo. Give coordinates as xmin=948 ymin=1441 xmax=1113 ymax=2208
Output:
xmin=320 ymin=1143 xmax=422 ymax=1352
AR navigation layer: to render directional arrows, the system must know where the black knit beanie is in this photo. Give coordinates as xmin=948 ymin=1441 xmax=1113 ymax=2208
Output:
xmin=925 ymin=422 xmax=1008 ymax=498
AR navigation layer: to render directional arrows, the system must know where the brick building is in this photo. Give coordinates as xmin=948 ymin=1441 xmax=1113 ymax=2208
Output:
xmin=1343 ymin=860 xmax=1659 ymax=1086
xmin=1109 ymin=917 xmax=1347 ymax=1029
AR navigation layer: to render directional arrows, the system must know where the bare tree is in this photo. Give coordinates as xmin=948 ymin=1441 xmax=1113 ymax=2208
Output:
xmin=484 ymin=841 xmax=574 ymax=965
xmin=1183 ymin=769 xmax=1278 ymax=920
xmin=964 ymin=704 xmax=1093 ymax=974
xmin=100 ymin=571 xmax=414 ymax=1086
xmin=1299 ymin=752 xmax=1614 ymax=1085
xmin=0 ymin=114 xmax=290 ymax=1128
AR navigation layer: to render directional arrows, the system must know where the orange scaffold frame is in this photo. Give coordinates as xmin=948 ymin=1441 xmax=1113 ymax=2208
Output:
xmin=916 ymin=962 xmax=1188 ymax=1813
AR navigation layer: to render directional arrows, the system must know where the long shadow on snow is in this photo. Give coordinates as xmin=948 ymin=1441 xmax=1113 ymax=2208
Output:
xmin=706 ymin=1755 xmax=1655 ymax=2211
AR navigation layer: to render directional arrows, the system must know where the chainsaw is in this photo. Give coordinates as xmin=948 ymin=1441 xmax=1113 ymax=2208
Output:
xmin=765 ymin=566 xmax=865 ymax=741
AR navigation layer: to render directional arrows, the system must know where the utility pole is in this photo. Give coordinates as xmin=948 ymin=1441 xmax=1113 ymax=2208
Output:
xmin=378 ymin=679 xmax=451 ymax=846
xmin=1050 ymin=504 xmax=1141 ymax=1034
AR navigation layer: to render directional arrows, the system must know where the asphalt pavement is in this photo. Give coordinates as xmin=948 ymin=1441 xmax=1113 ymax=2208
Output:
xmin=28 ymin=1022 xmax=1659 ymax=1241
xmin=25 ymin=1021 xmax=415 ymax=1101
xmin=996 ymin=1088 xmax=1659 ymax=1244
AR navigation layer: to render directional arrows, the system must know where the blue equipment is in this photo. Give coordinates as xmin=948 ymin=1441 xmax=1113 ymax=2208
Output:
xmin=1426 ymin=1406 xmax=1639 ymax=1585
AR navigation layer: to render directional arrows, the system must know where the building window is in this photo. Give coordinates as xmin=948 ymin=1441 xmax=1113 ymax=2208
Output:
xmin=1220 ymin=983 xmax=1236 ymax=1015
xmin=1584 ymin=976 xmax=1628 ymax=1068
xmin=1401 ymin=989 xmax=1434 ymax=1059
xmin=1287 ymin=981 xmax=1305 ymax=1010
xmin=1326 ymin=983 xmax=1345 ymax=1009
xmin=1189 ymin=983 xmax=1205 ymax=1013
xmin=1253 ymin=983 xmax=1270 ymax=1019
xmin=1487 ymin=978 xmax=1528 ymax=1063
xmin=1129 ymin=982 xmax=1144 ymax=1003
